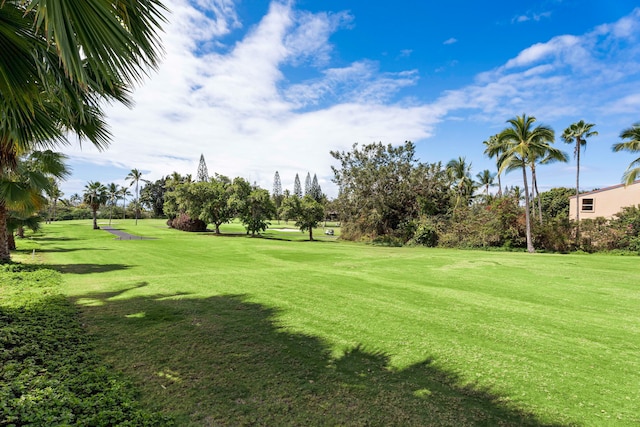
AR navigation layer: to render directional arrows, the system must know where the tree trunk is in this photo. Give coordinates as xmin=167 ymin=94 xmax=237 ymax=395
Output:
xmin=522 ymin=166 xmax=535 ymax=253
xmin=575 ymin=141 xmax=581 ymax=244
xmin=135 ymin=182 xmax=139 ymax=225
xmin=17 ymin=226 xmax=24 ymax=238
xmin=0 ymin=203 xmax=11 ymax=262
xmin=531 ymin=165 xmax=543 ymax=225
xmin=309 ymin=228 xmax=313 ymax=241
xmin=92 ymin=208 xmax=99 ymax=229
xmin=8 ymin=232 xmax=16 ymax=250
xmin=215 ymin=223 xmax=220 ymax=234
xmin=497 ymin=173 xmax=502 ymax=197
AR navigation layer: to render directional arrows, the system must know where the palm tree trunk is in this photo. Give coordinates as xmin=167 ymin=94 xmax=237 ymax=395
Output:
xmin=575 ymin=142 xmax=581 ymax=244
xmin=92 ymin=207 xmax=99 ymax=229
xmin=497 ymin=173 xmax=502 ymax=197
xmin=135 ymin=182 xmax=139 ymax=225
xmin=522 ymin=166 xmax=535 ymax=253
xmin=123 ymin=198 xmax=126 ymax=219
xmin=0 ymin=203 xmax=11 ymax=262
xmin=532 ymin=166 xmax=543 ymax=225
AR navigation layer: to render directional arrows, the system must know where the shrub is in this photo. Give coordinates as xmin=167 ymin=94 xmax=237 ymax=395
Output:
xmin=169 ymin=213 xmax=207 ymax=232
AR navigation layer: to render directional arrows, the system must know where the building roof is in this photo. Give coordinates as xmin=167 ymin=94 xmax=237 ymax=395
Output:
xmin=568 ymin=180 xmax=640 ymax=200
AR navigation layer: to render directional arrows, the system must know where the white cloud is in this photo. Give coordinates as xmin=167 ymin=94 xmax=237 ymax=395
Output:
xmin=512 ymin=10 xmax=552 ymax=24
xmin=443 ymin=37 xmax=457 ymax=45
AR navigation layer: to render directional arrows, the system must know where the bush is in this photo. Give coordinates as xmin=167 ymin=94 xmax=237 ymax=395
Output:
xmin=168 ymin=213 xmax=207 ymax=232
xmin=410 ymin=218 xmax=439 ymax=247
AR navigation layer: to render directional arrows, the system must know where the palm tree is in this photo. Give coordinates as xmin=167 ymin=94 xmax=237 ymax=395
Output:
xmin=612 ymin=123 xmax=640 ymax=186
xmin=126 ymin=169 xmax=145 ymax=225
xmin=84 ymin=181 xmax=108 ymax=230
xmin=0 ymin=0 xmax=165 ymax=262
xmin=45 ymin=178 xmax=63 ymax=223
xmin=562 ymin=121 xmax=598 ymax=231
xmin=106 ymin=183 xmax=120 ymax=226
xmin=0 ymin=151 xmax=70 ymax=261
xmin=529 ymin=144 xmax=568 ymax=224
xmin=119 ymin=187 xmax=133 ymax=220
xmin=483 ymin=134 xmax=503 ymax=196
xmin=498 ymin=114 xmax=555 ymax=253
xmin=476 ymin=169 xmax=496 ymax=200
xmin=446 ymin=157 xmax=474 ymax=212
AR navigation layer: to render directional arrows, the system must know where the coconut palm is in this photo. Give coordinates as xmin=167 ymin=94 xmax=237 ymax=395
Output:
xmin=612 ymin=123 xmax=640 ymax=186
xmin=126 ymin=169 xmax=146 ymax=225
xmin=45 ymin=179 xmax=63 ymax=223
xmin=106 ymin=183 xmax=120 ymax=226
xmin=119 ymin=187 xmax=133 ymax=220
xmin=498 ymin=114 xmax=555 ymax=253
xmin=562 ymin=121 xmax=598 ymax=230
xmin=446 ymin=157 xmax=475 ymax=211
xmin=529 ymin=144 xmax=568 ymax=224
xmin=476 ymin=169 xmax=496 ymax=200
xmin=84 ymin=181 xmax=108 ymax=230
xmin=483 ymin=134 xmax=503 ymax=196
xmin=0 ymin=0 xmax=165 ymax=261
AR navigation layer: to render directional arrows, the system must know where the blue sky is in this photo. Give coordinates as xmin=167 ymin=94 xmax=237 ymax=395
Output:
xmin=62 ymin=0 xmax=640 ymax=199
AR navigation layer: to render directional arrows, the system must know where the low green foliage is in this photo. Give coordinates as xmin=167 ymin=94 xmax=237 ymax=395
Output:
xmin=0 ymin=264 xmax=172 ymax=426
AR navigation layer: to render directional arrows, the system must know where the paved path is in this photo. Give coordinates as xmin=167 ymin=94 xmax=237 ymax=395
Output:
xmin=101 ymin=226 xmax=155 ymax=240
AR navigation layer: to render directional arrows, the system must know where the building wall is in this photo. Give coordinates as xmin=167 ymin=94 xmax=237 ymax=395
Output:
xmin=569 ymin=181 xmax=640 ymax=220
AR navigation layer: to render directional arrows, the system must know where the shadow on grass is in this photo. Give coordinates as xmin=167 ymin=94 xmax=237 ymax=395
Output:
xmin=47 ymin=263 xmax=133 ymax=274
xmin=73 ymin=289 xmax=563 ymax=427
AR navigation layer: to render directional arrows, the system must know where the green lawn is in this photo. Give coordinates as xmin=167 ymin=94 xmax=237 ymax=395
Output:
xmin=14 ymin=219 xmax=640 ymax=426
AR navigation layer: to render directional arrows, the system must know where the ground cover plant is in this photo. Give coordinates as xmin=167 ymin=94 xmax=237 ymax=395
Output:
xmin=12 ymin=219 xmax=640 ymax=425
xmin=0 ymin=260 xmax=171 ymax=426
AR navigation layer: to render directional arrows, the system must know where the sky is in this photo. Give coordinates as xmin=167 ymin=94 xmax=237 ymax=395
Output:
xmin=61 ymin=0 xmax=640 ymax=199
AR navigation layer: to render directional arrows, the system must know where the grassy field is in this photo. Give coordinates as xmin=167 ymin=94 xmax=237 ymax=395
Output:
xmin=11 ymin=219 xmax=640 ymax=426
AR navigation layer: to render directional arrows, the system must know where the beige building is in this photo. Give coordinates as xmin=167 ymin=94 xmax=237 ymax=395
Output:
xmin=569 ymin=181 xmax=640 ymax=220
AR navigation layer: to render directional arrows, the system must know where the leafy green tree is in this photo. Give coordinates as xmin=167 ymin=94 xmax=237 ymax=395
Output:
xmin=562 ymin=121 xmax=598 ymax=222
xmin=83 ymin=181 xmax=108 ymax=230
xmin=497 ymin=114 xmax=555 ymax=253
xmin=282 ymin=196 xmax=325 ymax=240
xmin=331 ymin=141 xmax=450 ymax=241
xmin=237 ymin=188 xmax=276 ymax=236
xmin=612 ymin=123 xmax=640 ymax=185
xmin=126 ymin=169 xmax=146 ymax=225
xmin=170 ymin=176 xmax=235 ymax=234
xmin=140 ymin=177 xmax=167 ymax=218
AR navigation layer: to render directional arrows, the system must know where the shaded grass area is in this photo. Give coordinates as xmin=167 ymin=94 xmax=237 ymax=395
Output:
xmin=75 ymin=287 xmax=556 ymax=426
xmin=25 ymin=220 xmax=640 ymax=425
xmin=0 ymin=264 xmax=172 ymax=426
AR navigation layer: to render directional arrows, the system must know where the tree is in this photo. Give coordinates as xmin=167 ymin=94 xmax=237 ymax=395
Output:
xmin=446 ymin=157 xmax=475 ymax=211
xmin=612 ymin=123 xmax=640 ymax=186
xmin=140 ymin=177 xmax=167 ymax=217
xmin=497 ymin=114 xmax=555 ymax=253
xmin=331 ymin=141 xmax=451 ymax=241
xmin=126 ymin=169 xmax=145 ymax=225
xmin=83 ymin=181 xmax=108 ymax=230
xmin=476 ymin=169 xmax=496 ymax=200
xmin=119 ymin=187 xmax=132 ymax=220
xmin=237 ymin=188 xmax=275 ymax=236
xmin=272 ymin=171 xmax=283 ymax=222
xmin=562 ymin=121 xmax=598 ymax=233
xmin=282 ymin=196 xmax=325 ymax=240
xmin=293 ymin=174 xmax=303 ymax=198
xmin=528 ymin=142 xmax=568 ymax=225
xmin=106 ymin=183 xmax=120 ymax=226
xmin=483 ymin=134 xmax=503 ymax=196
xmin=197 ymin=154 xmax=209 ymax=182
xmin=169 ymin=176 xmax=234 ymax=234
xmin=45 ymin=178 xmax=63 ymax=223
xmin=0 ymin=0 xmax=166 ymax=262
xmin=304 ymin=172 xmax=312 ymax=196
xmin=309 ymin=174 xmax=323 ymax=202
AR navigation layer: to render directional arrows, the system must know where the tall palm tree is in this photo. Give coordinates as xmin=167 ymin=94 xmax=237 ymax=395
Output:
xmin=483 ymin=134 xmax=503 ymax=196
xmin=612 ymin=123 xmax=640 ymax=186
xmin=0 ymin=0 xmax=165 ymax=262
xmin=562 ymin=121 xmax=598 ymax=231
xmin=106 ymin=183 xmax=120 ymax=226
xmin=84 ymin=181 xmax=108 ymax=230
xmin=529 ymin=144 xmax=568 ymax=224
xmin=498 ymin=114 xmax=555 ymax=253
xmin=126 ymin=169 xmax=145 ymax=225
xmin=476 ymin=169 xmax=496 ymax=200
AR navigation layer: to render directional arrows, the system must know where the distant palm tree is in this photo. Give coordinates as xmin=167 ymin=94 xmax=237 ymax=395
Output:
xmin=446 ymin=157 xmax=474 ymax=212
xmin=126 ymin=169 xmax=145 ymax=225
xmin=562 ymin=120 xmax=597 ymax=240
xmin=119 ymin=187 xmax=133 ymax=220
xmin=476 ymin=169 xmax=496 ymax=200
xmin=612 ymin=123 xmax=640 ymax=185
xmin=84 ymin=181 xmax=108 ymax=230
xmin=106 ymin=183 xmax=120 ymax=226
xmin=483 ymin=134 xmax=503 ymax=196
xmin=498 ymin=114 xmax=555 ymax=253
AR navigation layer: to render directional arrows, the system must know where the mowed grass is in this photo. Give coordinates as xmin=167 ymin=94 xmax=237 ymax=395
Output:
xmin=21 ymin=219 xmax=640 ymax=426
